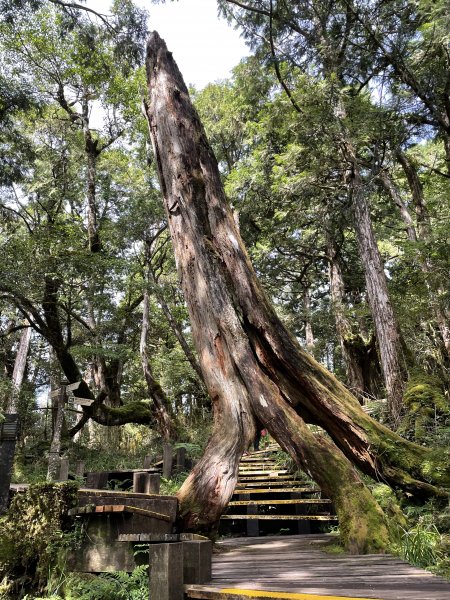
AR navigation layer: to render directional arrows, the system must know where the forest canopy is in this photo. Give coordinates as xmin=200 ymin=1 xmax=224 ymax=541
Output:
xmin=0 ymin=0 xmax=449 ymax=578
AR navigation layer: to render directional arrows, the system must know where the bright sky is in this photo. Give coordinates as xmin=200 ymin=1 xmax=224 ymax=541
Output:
xmin=88 ymin=0 xmax=249 ymax=88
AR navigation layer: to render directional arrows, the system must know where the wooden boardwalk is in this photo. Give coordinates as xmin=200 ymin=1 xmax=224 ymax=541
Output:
xmin=186 ymin=535 xmax=450 ymax=600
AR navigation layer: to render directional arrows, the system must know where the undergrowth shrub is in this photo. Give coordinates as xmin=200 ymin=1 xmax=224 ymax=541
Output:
xmin=0 ymin=482 xmax=79 ymax=598
xmin=61 ymin=566 xmax=149 ymax=600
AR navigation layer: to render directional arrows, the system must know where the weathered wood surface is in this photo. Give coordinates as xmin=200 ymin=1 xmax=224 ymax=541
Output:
xmin=221 ymin=515 xmax=337 ymax=521
xmin=186 ymin=535 xmax=450 ymax=600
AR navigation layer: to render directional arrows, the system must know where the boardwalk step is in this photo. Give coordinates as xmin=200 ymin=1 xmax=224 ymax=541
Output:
xmin=221 ymin=514 xmax=337 ymax=521
xmin=228 ymin=499 xmax=331 ymax=506
xmin=238 ymin=471 xmax=288 ymax=477
xmin=185 ymin=584 xmax=381 ymax=600
xmin=236 ymin=479 xmax=308 ymax=486
xmin=233 ymin=487 xmax=320 ymax=495
xmin=238 ymin=473 xmax=297 ymax=483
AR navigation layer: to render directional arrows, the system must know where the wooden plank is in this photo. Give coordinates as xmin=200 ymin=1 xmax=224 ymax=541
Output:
xmin=235 ymin=481 xmax=317 ymax=488
xmin=238 ymin=472 xmax=305 ymax=483
xmin=238 ymin=471 xmax=288 ymax=476
xmin=66 ymin=381 xmax=81 ymax=391
xmin=221 ymin=515 xmax=337 ymax=521
xmin=70 ymin=503 xmax=173 ymax=522
xmin=118 ymin=533 xmax=209 ymax=542
xmin=232 ymin=488 xmax=320 ymax=494
xmin=72 ymin=397 xmax=94 ymax=406
xmin=185 ymin=586 xmax=381 ymax=600
xmin=228 ymin=499 xmax=331 ymax=506
xmin=197 ymin=535 xmax=450 ymax=600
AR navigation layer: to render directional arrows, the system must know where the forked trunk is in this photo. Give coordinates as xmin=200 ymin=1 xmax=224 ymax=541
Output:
xmin=145 ymin=32 xmax=448 ymax=549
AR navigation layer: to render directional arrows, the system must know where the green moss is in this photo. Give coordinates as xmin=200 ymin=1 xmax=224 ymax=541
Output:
xmin=400 ymin=371 xmax=448 ymax=443
xmin=404 ymin=372 xmax=447 ymax=411
xmin=103 ymin=400 xmax=153 ymax=423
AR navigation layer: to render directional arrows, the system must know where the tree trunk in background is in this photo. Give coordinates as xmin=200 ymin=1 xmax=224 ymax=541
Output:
xmin=380 ymin=157 xmax=450 ymax=360
xmin=303 ymin=288 xmax=315 ymax=351
xmin=395 ymin=151 xmax=450 ymax=359
xmin=149 ymin=268 xmax=204 ymax=382
xmin=0 ymin=325 xmax=31 ymax=513
xmin=82 ymin=97 xmax=102 ymax=253
xmin=349 ymin=162 xmax=406 ymax=426
xmin=47 ymin=386 xmax=65 ymax=481
xmin=140 ymin=285 xmax=174 ymax=441
xmin=378 ymin=170 xmax=418 ymax=242
xmin=326 ymin=231 xmax=366 ymax=399
xmin=145 ymin=32 xmax=447 ymax=548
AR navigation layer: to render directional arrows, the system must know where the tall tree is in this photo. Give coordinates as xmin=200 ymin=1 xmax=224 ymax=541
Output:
xmin=145 ymin=32 xmax=448 ymax=552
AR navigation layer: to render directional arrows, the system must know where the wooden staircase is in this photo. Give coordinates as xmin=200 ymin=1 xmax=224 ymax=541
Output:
xmin=219 ymin=444 xmax=337 ymax=537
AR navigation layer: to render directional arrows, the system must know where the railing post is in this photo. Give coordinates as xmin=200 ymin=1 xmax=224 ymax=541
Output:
xmin=148 ymin=542 xmax=183 ymax=600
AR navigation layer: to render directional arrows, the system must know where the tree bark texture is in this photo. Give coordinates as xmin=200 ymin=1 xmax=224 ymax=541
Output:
xmin=145 ymin=32 xmax=448 ymax=546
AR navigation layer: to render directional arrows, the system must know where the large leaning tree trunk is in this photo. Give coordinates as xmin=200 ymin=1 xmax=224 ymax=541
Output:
xmin=144 ymin=32 xmax=448 ymax=548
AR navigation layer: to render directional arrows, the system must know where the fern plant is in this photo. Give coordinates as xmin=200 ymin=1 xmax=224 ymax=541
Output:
xmin=62 ymin=566 xmax=149 ymax=600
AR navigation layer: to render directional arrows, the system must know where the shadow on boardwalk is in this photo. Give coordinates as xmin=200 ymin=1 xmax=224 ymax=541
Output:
xmin=186 ymin=534 xmax=450 ymax=600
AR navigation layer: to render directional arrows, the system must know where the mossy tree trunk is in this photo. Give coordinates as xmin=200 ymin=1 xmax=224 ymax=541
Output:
xmin=144 ymin=32 xmax=450 ymax=550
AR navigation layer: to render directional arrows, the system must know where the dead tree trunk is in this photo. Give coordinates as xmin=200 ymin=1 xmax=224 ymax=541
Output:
xmin=145 ymin=32 xmax=448 ymax=548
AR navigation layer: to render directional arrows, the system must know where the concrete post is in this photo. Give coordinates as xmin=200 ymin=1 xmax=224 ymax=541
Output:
xmin=146 ymin=473 xmax=161 ymax=495
xmin=85 ymin=471 xmax=108 ymax=489
xmin=75 ymin=460 xmax=85 ymax=477
xmin=175 ymin=446 xmax=186 ymax=473
xmin=58 ymin=457 xmax=69 ymax=481
xmin=133 ymin=471 xmax=148 ymax=493
xmin=148 ymin=542 xmax=183 ymax=600
xmin=183 ymin=540 xmax=212 ymax=584
xmin=162 ymin=443 xmax=173 ymax=479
